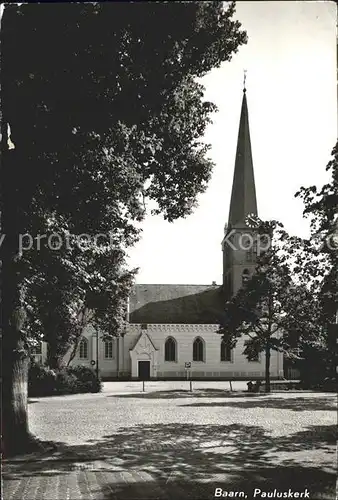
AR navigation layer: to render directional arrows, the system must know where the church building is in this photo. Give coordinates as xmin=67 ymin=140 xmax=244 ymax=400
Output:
xmin=34 ymin=87 xmax=284 ymax=380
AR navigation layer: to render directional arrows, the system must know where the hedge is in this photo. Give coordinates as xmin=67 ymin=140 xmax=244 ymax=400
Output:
xmin=28 ymin=362 xmax=102 ymax=397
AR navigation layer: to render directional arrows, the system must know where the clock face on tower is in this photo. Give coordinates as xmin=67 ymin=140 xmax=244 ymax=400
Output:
xmin=245 ymin=213 xmax=261 ymax=229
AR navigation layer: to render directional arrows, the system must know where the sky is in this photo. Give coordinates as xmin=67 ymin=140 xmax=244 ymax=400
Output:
xmin=128 ymin=0 xmax=337 ymax=285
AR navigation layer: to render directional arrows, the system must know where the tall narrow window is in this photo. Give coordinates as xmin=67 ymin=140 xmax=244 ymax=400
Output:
xmin=221 ymin=340 xmax=232 ymax=362
xmin=164 ymin=337 xmax=176 ymax=362
xmin=193 ymin=337 xmax=204 ymax=362
xmin=79 ymin=338 xmax=88 ymax=359
xmin=104 ymin=340 xmax=113 ymax=359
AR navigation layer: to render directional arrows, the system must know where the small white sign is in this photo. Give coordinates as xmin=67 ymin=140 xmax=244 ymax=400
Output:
xmin=185 ymin=362 xmax=191 ymax=369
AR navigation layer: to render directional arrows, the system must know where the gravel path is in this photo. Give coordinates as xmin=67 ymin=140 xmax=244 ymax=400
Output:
xmin=3 ymin=383 xmax=337 ymax=500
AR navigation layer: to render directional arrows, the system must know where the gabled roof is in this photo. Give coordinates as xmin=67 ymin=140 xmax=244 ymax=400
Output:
xmin=129 ymin=284 xmax=225 ymax=324
xmin=129 ymin=331 xmax=159 ymax=351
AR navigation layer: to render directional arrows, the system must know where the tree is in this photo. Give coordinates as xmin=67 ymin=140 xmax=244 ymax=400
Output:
xmin=1 ymin=2 xmax=247 ymax=455
xmin=295 ymin=141 xmax=338 ymax=320
xmin=25 ymin=234 xmax=136 ymax=370
xmin=219 ymin=222 xmax=285 ymax=392
xmin=294 ymin=141 xmax=338 ymax=384
xmin=218 ymin=221 xmax=327 ymax=393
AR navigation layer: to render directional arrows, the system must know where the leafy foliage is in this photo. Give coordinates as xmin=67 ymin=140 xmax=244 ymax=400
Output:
xmin=1 ymin=2 xmax=247 ymax=364
xmin=219 ymin=221 xmax=330 ymax=390
xmin=220 ymin=142 xmax=338 ymax=390
xmin=295 ymin=141 xmax=338 ymax=323
xmin=66 ymin=365 xmax=102 ymax=393
xmin=293 ymin=142 xmax=338 ymax=385
xmin=28 ymin=362 xmax=57 ymax=397
xmin=28 ymin=362 xmax=102 ymax=397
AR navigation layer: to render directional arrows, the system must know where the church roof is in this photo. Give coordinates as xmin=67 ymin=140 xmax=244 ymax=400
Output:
xmin=228 ymin=88 xmax=258 ymax=227
xmin=129 ymin=284 xmax=225 ymax=325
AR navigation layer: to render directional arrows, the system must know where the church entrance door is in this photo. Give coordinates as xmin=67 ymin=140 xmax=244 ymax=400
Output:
xmin=138 ymin=360 xmax=150 ymax=380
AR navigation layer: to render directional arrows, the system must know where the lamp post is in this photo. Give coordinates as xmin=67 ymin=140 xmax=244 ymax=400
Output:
xmin=96 ymin=331 xmax=99 ymax=379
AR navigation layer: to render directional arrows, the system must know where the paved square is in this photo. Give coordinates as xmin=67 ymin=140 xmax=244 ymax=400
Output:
xmin=3 ymin=382 xmax=337 ymax=499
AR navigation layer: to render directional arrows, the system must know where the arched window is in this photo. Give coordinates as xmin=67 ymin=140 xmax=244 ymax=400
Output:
xmin=79 ymin=338 xmax=88 ymax=359
xmin=104 ymin=340 xmax=113 ymax=359
xmin=193 ymin=337 xmax=204 ymax=362
xmin=220 ymin=340 xmax=232 ymax=362
xmin=164 ymin=337 xmax=176 ymax=362
xmin=242 ymin=269 xmax=250 ymax=286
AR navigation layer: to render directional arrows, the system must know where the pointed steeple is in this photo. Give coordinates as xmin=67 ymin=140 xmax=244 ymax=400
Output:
xmin=227 ymin=84 xmax=258 ymax=228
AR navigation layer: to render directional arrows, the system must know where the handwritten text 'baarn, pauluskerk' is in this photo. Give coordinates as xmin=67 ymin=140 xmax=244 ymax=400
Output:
xmin=214 ymin=488 xmax=310 ymax=498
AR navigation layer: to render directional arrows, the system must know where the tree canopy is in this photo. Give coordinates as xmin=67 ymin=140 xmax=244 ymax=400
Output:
xmin=295 ymin=141 xmax=338 ymax=323
xmin=219 ymin=142 xmax=338 ymax=391
xmin=1 ymin=1 xmax=247 ymax=454
xmin=2 ymin=1 xmax=247 ymax=353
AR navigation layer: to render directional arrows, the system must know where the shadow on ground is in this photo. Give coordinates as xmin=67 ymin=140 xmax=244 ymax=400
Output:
xmin=180 ymin=395 xmax=337 ymax=412
xmin=109 ymin=389 xmax=337 ymax=412
xmin=4 ymin=420 xmax=337 ymax=500
xmin=99 ymin=466 xmax=335 ymax=500
xmin=107 ymin=388 xmax=250 ymax=399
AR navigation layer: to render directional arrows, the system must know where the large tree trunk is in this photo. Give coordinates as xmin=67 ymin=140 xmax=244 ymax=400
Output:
xmin=0 ymin=8 xmax=35 ymax=456
xmin=2 ymin=334 xmax=31 ymax=456
xmin=265 ymin=344 xmax=271 ymax=393
xmin=1 ymin=223 xmax=35 ymax=455
xmin=1 ymin=121 xmax=38 ymax=456
xmin=1 ymin=142 xmax=32 ymax=456
xmin=1 ymin=9 xmax=55 ymax=457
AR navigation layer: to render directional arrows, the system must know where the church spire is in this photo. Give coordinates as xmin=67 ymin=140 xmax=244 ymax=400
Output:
xmin=227 ymin=79 xmax=257 ymax=228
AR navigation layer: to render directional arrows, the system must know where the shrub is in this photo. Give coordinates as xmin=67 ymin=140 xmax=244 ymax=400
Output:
xmin=298 ymin=345 xmax=336 ymax=391
xmin=28 ymin=361 xmax=57 ymax=397
xmin=321 ymin=377 xmax=338 ymax=392
xmin=55 ymin=370 xmax=79 ymax=394
xmin=66 ymin=365 xmax=102 ymax=393
xmin=28 ymin=362 xmax=102 ymax=396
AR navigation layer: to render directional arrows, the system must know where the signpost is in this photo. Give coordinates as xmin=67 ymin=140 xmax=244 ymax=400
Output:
xmin=185 ymin=362 xmax=192 ymax=392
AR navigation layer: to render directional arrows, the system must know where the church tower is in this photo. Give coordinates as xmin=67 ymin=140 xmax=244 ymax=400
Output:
xmin=222 ymin=80 xmax=258 ymax=297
